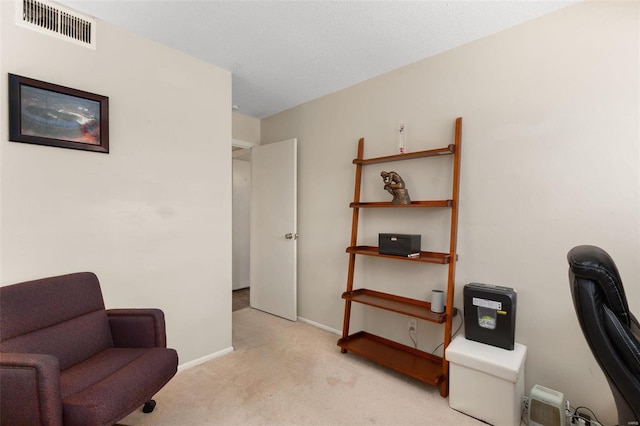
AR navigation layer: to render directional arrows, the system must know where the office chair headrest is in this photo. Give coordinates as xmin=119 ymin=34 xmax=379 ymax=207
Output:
xmin=567 ymin=244 xmax=631 ymax=327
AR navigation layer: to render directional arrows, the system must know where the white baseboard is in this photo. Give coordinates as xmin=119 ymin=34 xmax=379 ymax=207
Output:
xmin=297 ymin=316 xmax=341 ymax=335
xmin=177 ymin=346 xmax=234 ymax=372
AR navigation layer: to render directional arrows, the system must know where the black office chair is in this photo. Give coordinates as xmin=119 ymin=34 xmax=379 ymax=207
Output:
xmin=567 ymin=245 xmax=640 ymax=426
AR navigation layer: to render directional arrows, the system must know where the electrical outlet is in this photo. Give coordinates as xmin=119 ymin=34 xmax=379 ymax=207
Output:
xmin=408 ymin=318 xmax=417 ymax=332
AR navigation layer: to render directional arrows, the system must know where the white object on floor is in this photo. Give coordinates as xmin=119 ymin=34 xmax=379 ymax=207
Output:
xmin=446 ymin=335 xmax=527 ymax=426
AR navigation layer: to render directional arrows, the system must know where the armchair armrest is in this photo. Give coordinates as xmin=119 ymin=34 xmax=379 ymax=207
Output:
xmin=0 ymin=352 xmax=62 ymax=426
xmin=107 ymin=309 xmax=167 ymax=348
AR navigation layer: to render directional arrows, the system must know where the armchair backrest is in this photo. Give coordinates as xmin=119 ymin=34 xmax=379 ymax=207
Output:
xmin=567 ymin=245 xmax=640 ymax=425
xmin=0 ymin=272 xmax=113 ymax=370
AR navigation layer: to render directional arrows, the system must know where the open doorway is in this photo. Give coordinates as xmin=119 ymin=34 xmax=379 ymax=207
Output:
xmin=231 ymin=138 xmax=298 ymax=320
xmin=232 ymin=140 xmax=255 ymax=311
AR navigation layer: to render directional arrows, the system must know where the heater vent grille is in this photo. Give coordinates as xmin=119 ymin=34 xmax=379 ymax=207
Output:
xmin=17 ymin=0 xmax=96 ymax=48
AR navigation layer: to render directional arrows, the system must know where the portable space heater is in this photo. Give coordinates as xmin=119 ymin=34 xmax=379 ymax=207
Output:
xmin=528 ymin=384 xmax=566 ymax=426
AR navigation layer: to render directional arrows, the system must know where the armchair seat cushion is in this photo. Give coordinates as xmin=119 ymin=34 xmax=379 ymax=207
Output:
xmin=61 ymin=347 xmax=178 ymax=426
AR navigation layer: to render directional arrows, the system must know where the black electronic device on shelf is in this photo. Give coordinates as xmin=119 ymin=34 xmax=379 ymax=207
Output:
xmin=463 ymin=282 xmax=517 ymax=350
xmin=378 ymin=233 xmax=421 ymax=257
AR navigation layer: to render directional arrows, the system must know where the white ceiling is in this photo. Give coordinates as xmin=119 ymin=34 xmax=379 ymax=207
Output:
xmin=57 ymin=0 xmax=577 ymax=119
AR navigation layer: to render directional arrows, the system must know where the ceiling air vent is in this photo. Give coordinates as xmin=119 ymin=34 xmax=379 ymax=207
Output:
xmin=16 ymin=0 xmax=96 ymax=48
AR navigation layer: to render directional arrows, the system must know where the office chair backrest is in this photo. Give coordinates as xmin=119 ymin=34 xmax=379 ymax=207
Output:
xmin=567 ymin=245 xmax=640 ymax=426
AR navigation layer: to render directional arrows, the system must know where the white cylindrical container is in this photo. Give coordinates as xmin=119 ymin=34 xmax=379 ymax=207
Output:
xmin=431 ymin=290 xmax=445 ymax=313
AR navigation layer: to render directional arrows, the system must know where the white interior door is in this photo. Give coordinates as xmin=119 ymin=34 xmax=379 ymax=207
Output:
xmin=250 ymin=138 xmax=297 ymax=321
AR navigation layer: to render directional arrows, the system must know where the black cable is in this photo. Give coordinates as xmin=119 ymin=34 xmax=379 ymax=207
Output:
xmin=520 ymin=397 xmax=529 ymax=426
xmin=432 ymin=308 xmax=464 ymax=355
xmin=574 ymin=405 xmax=605 ymax=426
xmin=452 ymin=309 xmax=464 ymax=338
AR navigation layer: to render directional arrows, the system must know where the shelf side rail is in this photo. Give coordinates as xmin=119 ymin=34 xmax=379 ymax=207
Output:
xmin=440 ymin=117 xmax=462 ymax=397
xmin=341 ymin=138 xmax=365 ymax=350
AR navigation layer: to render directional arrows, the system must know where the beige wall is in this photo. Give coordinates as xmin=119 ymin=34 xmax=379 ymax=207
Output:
xmin=262 ymin=2 xmax=639 ymax=423
xmin=0 ymin=2 xmax=233 ymax=366
xmin=232 ymin=111 xmax=260 ymax=144
xmin=232 ymin=158 xmax=251 ymax=290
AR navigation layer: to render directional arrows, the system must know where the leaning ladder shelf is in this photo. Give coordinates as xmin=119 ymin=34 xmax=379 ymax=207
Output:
xmin=338 ymin=117 xmax=462 ymax=397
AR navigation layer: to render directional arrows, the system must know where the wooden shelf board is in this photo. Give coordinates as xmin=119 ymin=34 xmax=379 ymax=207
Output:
xmin=342 ymin=289 xmax=458 ymax=323
xmin=337 ymin=331 xmax=444 ymax=386
xmin=346 ymin=246 xmax=451 ymax=264
xmin=350 ymin=200 xmax=453 ymax=208
xmin=353 ymin=145 xmax=455 ymax=165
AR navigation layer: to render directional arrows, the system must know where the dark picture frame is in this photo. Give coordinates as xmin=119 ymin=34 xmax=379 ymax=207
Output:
xmin=8 ymin=74 xmax=109 ymax=153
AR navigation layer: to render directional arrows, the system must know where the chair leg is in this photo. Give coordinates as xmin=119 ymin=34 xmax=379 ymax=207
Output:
xmin=142 ymin=400 xmax=156 ymax=414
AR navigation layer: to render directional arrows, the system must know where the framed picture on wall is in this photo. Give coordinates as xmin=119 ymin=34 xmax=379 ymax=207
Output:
xmin=8 ymin=73 xmax=109 ymax=153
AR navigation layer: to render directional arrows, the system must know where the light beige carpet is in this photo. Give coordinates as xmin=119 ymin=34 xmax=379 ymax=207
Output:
xmin=121 ymin=308 xmax=483 ymax=425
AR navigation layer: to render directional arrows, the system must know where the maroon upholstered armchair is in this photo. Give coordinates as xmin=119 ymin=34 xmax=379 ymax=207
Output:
xmin=0 ymin=272 xmax=178 ymax=426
